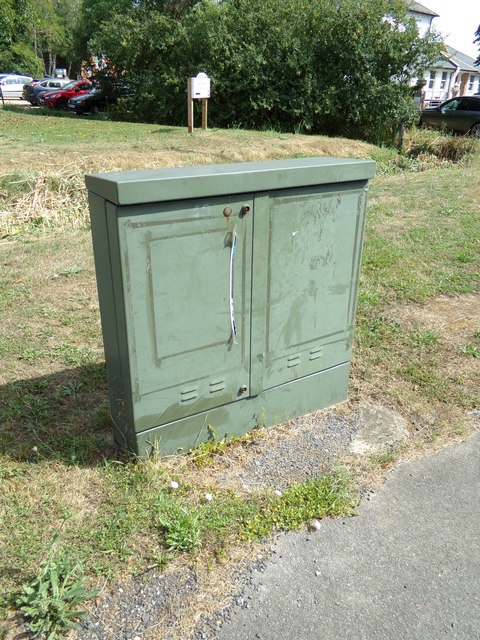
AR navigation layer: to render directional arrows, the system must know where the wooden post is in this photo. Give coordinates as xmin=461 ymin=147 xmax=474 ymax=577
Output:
xmin=187 ymin=78 xmax=194 ymax=134
xmin=202 ymin=98 xmax=208 ymax=130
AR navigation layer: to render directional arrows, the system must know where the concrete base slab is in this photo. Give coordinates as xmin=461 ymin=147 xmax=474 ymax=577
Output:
xmin=349 ymin=402 xmax=409 ymax=454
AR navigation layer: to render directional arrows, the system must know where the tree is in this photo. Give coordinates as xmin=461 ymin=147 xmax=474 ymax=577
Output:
xmin=73 ymin=0 xmax=135 ymax=65
xmin=30 ymin=0 xmax=80 ymax=76
xmin=0 ymin=0 xmax=82 ymax=77
xmin=0 ymin=0 xmax=41 ymax=75
xmin=86 ymin=0 xmax=442 ymax=143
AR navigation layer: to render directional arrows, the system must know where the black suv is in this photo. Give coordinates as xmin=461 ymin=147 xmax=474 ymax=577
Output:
xmin=420 ymin=96 xmax=480 ymax=137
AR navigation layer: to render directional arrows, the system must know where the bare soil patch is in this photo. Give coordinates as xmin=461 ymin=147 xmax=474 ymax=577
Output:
xmin=388 ymin=293 xmax=480 ymax=387
xmin=389 ymin=294 xmax=479 ymax=343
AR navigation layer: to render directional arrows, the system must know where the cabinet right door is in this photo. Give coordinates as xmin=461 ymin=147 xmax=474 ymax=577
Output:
xmin=251 ymin=181 xmax=368 ymax=393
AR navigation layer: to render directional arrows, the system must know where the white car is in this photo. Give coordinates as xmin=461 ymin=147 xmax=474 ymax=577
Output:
xmin=0 ymin=74 xmax=33 ymax=99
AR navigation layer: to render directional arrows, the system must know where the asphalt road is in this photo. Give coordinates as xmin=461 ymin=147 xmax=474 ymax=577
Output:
xmin=214 ymin=432 xmax=480 ymax=640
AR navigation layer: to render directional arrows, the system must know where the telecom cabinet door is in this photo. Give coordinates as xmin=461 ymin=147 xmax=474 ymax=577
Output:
xmin=111 ymin=194 xmax=253 ymax=431
xmin=251 ymin=181 xmax=367 ymax=392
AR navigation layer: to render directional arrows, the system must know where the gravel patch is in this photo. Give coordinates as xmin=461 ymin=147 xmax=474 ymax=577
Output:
xmin=237 ymin=410 xmax=362 ymax=489
xmin=76 ymin=568 xmax=201 ymax=639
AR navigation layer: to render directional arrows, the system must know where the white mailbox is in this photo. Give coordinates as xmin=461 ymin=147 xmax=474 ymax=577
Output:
xmin=190 ymin=72 xmax=211 ymax=99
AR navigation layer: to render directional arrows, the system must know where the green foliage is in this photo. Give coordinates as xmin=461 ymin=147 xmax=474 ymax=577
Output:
xmin=159 ymin=507 xmax=202 ymax=551
xmin=147 ymin=549 xmax=173 ymax=570
xmin=0 ymin=0 xmax=81 ymax=77
xmin=88 ymin=0 xmax=441 ymax=143
xmin=30 ymin=0 xmax=82 ymax=76
xmin=246 ymin=471 xmax=358 ymax=537
xmin=0 ymin=0 xmax=41 ymax=75
xmin=72 ymin=0 xmax=137 ymax=64
xmin=15 ymin=536 xmax=99 ymax=639
xmin=460 ymin=344 xmax=480 ymax=358
xmin=368 ymin=449 xmax=398 ymax=469
xmin=189 ymin=425 xmax=233 ymax=468
xmin=412 ymin=330 xmax=438 ymax=346
xmin=56 ymin=265 xmax=85 ymax=278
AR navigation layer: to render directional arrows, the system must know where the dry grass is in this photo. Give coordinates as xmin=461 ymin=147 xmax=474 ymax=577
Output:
xmin=389 ymin=294 xmax=479 ymax=343
xmin=0 ymin=109 xmax=377 ymax=235
xmin=405 ymin=127 xmax=480 ymax=163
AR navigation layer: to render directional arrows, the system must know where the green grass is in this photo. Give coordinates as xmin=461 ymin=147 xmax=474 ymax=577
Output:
xmin=364 ymin=169 xmax=480 ymax=302
xmin=0 ymin=111 xmax=479 ymax=635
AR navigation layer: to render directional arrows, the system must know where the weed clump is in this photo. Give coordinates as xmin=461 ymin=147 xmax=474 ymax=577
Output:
xmin=14 ymin=535 xmax=99 ymax=639
xmin=405 ymin=128 xmax=479 ymax=163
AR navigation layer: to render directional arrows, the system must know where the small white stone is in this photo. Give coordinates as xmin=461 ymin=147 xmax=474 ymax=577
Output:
xmin=311 ymin=519 xmax=322 ymax=531
xmin=205 ymin=493 xmax=213 ymax=501
xmin=170 ymin=481 xmax=179 ymax=489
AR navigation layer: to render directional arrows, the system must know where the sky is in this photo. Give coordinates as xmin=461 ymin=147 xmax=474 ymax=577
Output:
xmin=424 ymin=0 xmax=480 ymax=60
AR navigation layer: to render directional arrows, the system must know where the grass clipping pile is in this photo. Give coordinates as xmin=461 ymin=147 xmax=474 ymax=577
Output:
xmin=0 ymin=169 xmax=88 ymax=236
xmin=0 ymin=129 xmax=377 ymax=237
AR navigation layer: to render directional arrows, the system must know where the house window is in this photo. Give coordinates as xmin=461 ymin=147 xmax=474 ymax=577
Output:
xmin=468 ymin=75 xmax=474 ymax=91
xmin=428 ymin=71 xmax=436 ymax=89
xmin=440 ymin=72 xmax=447 ymax=89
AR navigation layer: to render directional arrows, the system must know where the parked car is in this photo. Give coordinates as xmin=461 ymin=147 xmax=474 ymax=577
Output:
xmin=420 ymin=96 xmax=480 ymax=137
xmin=67 ymin=82 xmax=134 ymax=115
xmin=67 ymin=87 xmax=107 ymax=114
xmin=22 ymin=77 xmax=70 ymax=105
xmin=0 ymin=74 xmax=33 ymax=99
xmin=43 ymin=79 xmax=92 ymax=109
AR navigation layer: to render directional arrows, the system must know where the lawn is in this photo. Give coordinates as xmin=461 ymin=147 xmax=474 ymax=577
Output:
xmin=0 ymin=107 xmax=479 ymax=639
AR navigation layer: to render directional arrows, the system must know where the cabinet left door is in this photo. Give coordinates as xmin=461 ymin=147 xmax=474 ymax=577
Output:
xmin=108 ymin=194 xmax=253 ymax=433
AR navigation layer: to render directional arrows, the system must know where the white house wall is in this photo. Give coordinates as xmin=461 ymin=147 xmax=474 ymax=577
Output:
xmin=422 ymin=69 xmax=480 ymax=105
xmin=414 ymin=13 xmax=434 ymax=37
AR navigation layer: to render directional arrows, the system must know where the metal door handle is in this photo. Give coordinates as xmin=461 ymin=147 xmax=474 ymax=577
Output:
xmin=229 ymin=226 xmax=237 ymax=344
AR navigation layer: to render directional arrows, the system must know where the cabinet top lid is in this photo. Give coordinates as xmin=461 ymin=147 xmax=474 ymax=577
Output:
xmin=85 ymin=156 xmax=376 ymax=206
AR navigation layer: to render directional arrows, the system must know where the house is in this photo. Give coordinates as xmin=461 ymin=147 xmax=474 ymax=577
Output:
xmin=407 ymin=1 xmax=480 ymax=106
xmin=407 ymin=1 xmax=438 ymax=37
xmin=423 ymin=45 xmax=480 ymax=106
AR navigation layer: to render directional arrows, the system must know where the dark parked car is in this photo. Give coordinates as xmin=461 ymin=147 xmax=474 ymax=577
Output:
xmin=43 ymin=79 xmax=92 ymax=109
xmin=67 ymin=83 xmax=135 ymax=115
xmin=67 ymin=87 xmax=108 ymax=114
xmin=420 ymin=96 xmax=480 ymax=137
xmin=22 ymin=77 xmax=70 ymax=105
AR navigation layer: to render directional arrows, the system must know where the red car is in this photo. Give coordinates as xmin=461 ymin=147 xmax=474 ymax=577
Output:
xmin=43 ymin=79 xmax=93 ymax=110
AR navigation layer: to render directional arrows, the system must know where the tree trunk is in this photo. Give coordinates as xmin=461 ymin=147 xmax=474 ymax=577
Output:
xmin=396 ymin=124 xmax=405 ymax=150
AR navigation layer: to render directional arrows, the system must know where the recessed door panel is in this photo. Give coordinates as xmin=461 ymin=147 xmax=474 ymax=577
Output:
xmin=255 ymin=183 xmax=366 ymax=390
xmin=112 ymin=195 xmax=253 ymax=428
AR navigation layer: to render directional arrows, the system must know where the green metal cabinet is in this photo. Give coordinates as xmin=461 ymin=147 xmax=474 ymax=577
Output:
xmin=86 ymin=157 xmax=375 ymax=456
